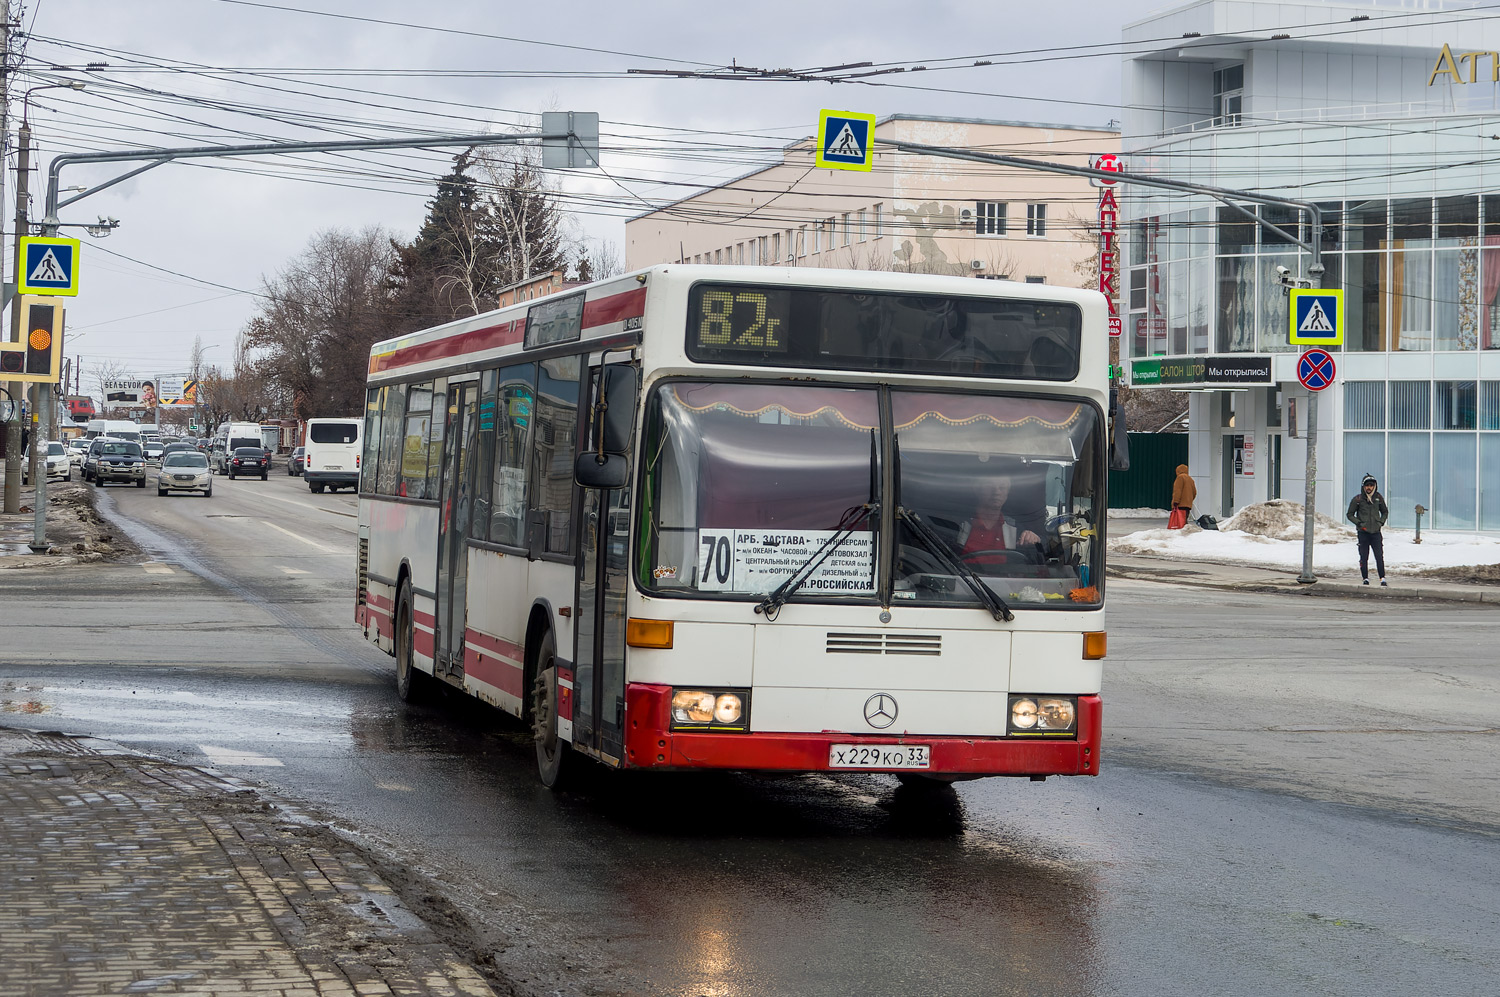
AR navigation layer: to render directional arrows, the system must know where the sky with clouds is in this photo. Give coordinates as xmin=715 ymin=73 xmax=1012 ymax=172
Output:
xmin=13 ymin=0 xmax=1174 ymax=394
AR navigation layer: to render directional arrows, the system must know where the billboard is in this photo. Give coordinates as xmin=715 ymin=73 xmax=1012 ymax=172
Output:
xmin=158 ymin=375 xmax=197 ymax=406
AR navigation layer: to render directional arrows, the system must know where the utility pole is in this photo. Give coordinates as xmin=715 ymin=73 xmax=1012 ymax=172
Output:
xmin=1 ymin=3 xmax=19 ymax=515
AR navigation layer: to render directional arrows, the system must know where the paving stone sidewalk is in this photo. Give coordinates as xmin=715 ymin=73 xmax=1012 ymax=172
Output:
xmin=0 ymin=728 xmax=496 ymax=997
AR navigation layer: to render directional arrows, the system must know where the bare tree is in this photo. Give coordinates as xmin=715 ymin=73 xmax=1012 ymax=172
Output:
xmin=242 ymin=226 xmax=396 ymax=419
xmin=473 ymin=145 xmax=566 ymax=288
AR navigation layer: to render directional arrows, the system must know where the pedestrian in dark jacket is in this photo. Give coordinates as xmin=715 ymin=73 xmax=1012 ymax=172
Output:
xmin=1346 ymin=474 xmax=1389 ymax=586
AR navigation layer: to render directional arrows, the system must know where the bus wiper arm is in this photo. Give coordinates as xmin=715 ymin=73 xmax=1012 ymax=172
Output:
xmin=897 ymin=507 xmax=1014 ymax=622
xmin=755 ymin=503 xmax=875 ymax=621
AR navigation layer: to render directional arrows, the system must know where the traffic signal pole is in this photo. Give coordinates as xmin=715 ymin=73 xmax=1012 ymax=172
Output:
xmin=5 ymin=115 xmax=28 ymax=519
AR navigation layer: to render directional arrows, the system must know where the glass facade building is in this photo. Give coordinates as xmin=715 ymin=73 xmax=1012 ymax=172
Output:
xmin=1121 ymin=1 xmax=1500 ymax=530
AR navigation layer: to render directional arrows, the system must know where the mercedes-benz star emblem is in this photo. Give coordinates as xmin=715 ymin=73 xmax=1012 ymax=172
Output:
xmin=863 ymin=693 xmax=898 ymax=729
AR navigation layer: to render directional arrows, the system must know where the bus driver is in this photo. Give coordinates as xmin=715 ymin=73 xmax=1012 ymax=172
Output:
xmin=957 ymin=477 xmax=1042 ymax=564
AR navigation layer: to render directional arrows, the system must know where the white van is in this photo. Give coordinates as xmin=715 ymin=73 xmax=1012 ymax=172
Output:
xmin=302 ymin=417 xmax=361 ymax=493
xmin=211 ymin=421 xmax=264 ymax=474
xmin=102 ymin=419 xmax=141 ymax=443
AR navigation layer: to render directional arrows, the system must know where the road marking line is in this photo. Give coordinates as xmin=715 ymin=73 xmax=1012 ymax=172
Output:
xmin=198 ymin=744 xmax=284 ymax=767
xmin=260 ymin=520 xmax=343 ymax=554
xmin=279 ymin=566 xmax=311 ymax=575
xmin=375 ymin=781 xmax=414 ymax=792
xmin=252 ymin=489 xmax=359 ymax=519
xmin=142 ymin=562 xmax=174 ymax=574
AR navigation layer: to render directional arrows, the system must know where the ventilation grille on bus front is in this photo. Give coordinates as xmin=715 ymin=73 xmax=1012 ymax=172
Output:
xmin=825 ymin=632 xmax=942 ymax=656
xmin=356 ymin=537 xmax=369 ymax=608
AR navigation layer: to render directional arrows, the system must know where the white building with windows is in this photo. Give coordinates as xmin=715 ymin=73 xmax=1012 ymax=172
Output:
xmin=1121 ymin=0 xmax=1500 ymax=531
xmin=626 ymin=115 xmax=1118 ymax=286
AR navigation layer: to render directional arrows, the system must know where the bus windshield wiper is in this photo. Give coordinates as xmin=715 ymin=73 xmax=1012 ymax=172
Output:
xmin=897 ymin=507 xmax=1014 ymax=622
xmin=755 ymin=502 xmax=875 ymax=621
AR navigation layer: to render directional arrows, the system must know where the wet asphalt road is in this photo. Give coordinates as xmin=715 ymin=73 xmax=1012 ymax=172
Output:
xmin=2 ymin=471 xmax=1498 ymax=996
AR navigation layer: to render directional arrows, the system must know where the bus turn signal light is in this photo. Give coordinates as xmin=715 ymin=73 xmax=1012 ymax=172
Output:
xmin=626 ymin=618 xmax=674 ymax=649
xmin=1084 ymin=631 xmax=1107 ymax=659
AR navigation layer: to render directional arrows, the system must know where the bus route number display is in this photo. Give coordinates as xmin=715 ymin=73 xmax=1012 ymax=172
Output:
xmin=693 ymin=287 xmax=790 ymax=353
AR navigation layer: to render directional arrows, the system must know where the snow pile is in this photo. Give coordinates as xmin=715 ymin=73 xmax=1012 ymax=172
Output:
xmin=1109 ymin=507 xmax=1500 ymax=574
xmin=1221 ymin=500 xmax=1353 ymax=544
xmin=1108 ymin=507 xmax=1170 ymax=519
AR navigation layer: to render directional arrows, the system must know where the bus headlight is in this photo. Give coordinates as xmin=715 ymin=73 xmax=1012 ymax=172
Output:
xmin=670 ymin=689 xmax=749 ymax=730
xmin=1009 ymin=695 xmax=1077 ymax=736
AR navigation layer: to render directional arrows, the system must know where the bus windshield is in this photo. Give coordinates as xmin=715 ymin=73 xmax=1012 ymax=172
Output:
xmin=638 ymin=381 xmax=1102 ymax=608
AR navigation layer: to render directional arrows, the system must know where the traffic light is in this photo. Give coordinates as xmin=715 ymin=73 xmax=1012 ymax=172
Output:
xmin=0 ymin=296 xmax=65 ymax=383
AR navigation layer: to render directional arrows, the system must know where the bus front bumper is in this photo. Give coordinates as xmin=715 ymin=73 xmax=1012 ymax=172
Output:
xmin=622 ymin=684 xmax=1100 ymax=778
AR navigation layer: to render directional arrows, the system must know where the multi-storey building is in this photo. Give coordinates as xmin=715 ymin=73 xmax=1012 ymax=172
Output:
xmin=626 ymin=115 xmax=1119 ymax=286
xmin=1121 ymin=0 xmax=1500 ymax=530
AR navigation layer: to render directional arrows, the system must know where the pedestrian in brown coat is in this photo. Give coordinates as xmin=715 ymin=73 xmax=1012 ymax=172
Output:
xmin=1169 ymin=464 xmax=1197 ymax=529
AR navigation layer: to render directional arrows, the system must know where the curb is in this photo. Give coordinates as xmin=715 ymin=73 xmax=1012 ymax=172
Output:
xmin=1107 ymin=562 xmax=1500 ymax=605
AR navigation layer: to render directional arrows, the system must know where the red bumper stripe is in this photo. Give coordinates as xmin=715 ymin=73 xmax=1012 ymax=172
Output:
xmin=622 ymin=684 xmax=1101 ymax=777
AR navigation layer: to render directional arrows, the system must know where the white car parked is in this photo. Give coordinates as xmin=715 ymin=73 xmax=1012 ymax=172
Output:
xmin=156 ymin=450 xmax=212 ymax=497
xmin=22 ymin=442 xmax=72 ymax=483
xmin=67 ymin=438 xmax=91 ymax=468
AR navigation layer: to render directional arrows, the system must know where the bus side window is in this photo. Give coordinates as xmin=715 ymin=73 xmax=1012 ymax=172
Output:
xmin=490 ymin=363 xmax=536 ymax=547
xmin=533 ymin=355 xmax=581 ymax=555
xmin=362 ymin=387 xmax=384 ymax=495
xmin=378 ymin=384 xmax=408 ymax=496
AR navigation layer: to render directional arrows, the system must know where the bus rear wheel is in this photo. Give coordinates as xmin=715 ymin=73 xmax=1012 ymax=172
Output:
xmin=394 ymin=582 xmax=427 ymax=703
xmin=531 ymin=631 xmax=571 ymax=789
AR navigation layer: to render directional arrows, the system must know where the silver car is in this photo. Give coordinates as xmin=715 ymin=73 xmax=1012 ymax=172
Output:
xmin=157 ymin=450 xmax=212 ymax=497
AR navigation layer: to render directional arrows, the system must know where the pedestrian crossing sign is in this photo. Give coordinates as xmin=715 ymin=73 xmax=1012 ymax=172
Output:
xmin=18 ymin=236 xmax=81 ymax=296
xmin=1288 ymin=288 xmax=1343 ymax=345
xmin=815 ymin=109 xmax=876 ymax=171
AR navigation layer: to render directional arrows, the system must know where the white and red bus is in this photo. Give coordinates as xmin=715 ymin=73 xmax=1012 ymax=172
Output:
xmin=356 ymin=265 xmax=1108 ymax=787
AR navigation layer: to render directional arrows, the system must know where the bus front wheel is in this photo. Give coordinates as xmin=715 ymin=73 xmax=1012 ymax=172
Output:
xmin=531 ymin=631 xmax=571 ymax=789
xmin=394 ymin=583 xmax=427 ymax=703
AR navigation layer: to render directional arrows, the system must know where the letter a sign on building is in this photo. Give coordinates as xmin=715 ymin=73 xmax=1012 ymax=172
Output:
xmin=816 ymin=110 xmax=876 ymax=171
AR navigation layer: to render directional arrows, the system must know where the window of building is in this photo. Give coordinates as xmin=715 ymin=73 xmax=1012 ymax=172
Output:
xmin=1344 ymin=381 xmax=1386 ymax=429
xmin=714 ymin=249 xmax=722 ymax=265
xmin=1389 ymin=381 xmax=1431 ymax=429
xmin=873 ymin=203 xmax=883 ymax=239
xmin=1025 ymin=276 xmax=1045 ymax=284
xmin=1026 ymin=203 xmax=1047 ymax=237
xmin=842 ymin=212 xmax=852 ymax=246
xmin=814 ymin=222 xmax=823 ymax=255
xmin=976 ymin=201 xmax=1007 ymax=237
xmin=857 ymin=208 xmax=868 ymax=242
xmin=798 ymin=226 xmax=808 ymax=257
xmin=1213 ymin=64 xmax=1243 ymax=126
xmin=1436 ymin=381 xmax=1478 ymax=430
xmin=772 ymin=232 xmax=782 ymax=263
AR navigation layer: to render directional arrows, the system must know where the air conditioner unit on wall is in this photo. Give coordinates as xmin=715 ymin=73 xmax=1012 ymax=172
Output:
xmin=970 ymin=259 xmax=986 ymax=271
xmin=959 ymin=208 xmax=974 ymax=223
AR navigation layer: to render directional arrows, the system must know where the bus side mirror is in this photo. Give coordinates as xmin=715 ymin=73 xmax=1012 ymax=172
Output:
xmin=575 ymin=364 xmax=638 ymax=489
xmin=598 ymin=364 xmax=639 ymax=456
xmin=575 ymin=452 xmax=630 ymax=489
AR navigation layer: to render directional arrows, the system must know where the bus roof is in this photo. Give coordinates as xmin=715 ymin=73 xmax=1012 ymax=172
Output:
xmin=366 ymin=264 xmax=1107 ymax=387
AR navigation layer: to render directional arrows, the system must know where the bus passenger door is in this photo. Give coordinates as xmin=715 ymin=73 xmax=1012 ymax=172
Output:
xmin=574 ymin=364 xmax=633 ymax=762
xmin=436 ymin=379 xmax=479 ymax=678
